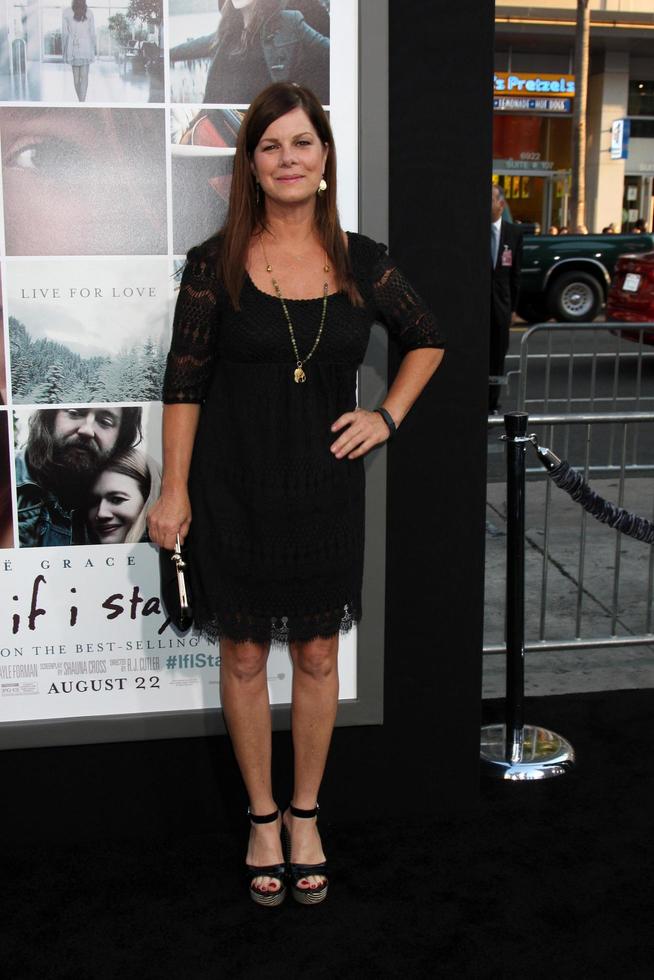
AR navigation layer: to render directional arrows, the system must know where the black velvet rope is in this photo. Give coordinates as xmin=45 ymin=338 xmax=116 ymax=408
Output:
xmin=547 ymin=460 xmax=654 ymax=545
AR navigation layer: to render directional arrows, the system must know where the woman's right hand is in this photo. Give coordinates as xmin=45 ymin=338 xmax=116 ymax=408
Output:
xmin=147 ymin=489 xmax=192 ymax=551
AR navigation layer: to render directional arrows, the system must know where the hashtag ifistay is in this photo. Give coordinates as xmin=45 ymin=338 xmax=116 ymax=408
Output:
xmin=165 ymin=653 xmax=220 ymax=669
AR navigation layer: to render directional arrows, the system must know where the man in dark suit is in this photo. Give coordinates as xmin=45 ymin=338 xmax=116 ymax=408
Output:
xmin=490 ymin=184 xmax=523 ymax=413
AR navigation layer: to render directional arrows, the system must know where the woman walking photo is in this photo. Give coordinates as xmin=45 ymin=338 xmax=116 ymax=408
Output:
xmin=62 ymin=0 xmax=97 ymax=102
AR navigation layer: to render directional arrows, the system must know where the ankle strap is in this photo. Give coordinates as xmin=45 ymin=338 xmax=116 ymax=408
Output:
xmin=248 ymin=808 xmax=279 ymax=824
xmin=290 ymin=803 xmax=319 ymax=818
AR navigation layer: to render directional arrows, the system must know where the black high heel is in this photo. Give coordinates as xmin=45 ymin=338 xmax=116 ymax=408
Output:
xmin=246 ymin=809 xmax=287 ymax=907
xmin=283 ymin=804 xmax=329 ymax=906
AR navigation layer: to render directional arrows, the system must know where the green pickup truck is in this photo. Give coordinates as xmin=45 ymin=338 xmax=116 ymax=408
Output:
xmin=516 ymin=232 xmax=654 ymax=323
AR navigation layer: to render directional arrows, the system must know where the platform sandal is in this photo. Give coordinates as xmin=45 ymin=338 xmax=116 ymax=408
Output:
xmin=246 ymin=809 xmax=287 ymax=907
xmin=283 ymin=804 xmax=329 ymax=906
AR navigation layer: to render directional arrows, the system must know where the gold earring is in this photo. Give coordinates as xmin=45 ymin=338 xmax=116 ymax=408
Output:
xmin=318 ymin=177 xmax=327 ymax=195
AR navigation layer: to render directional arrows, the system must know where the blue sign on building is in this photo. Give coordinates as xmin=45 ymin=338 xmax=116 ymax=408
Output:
xmin=610 ymin=119 xmax=631 ymax=160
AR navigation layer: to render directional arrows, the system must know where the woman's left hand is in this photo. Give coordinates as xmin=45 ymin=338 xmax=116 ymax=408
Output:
xmin=330 ymin=408 xmax=391 ymax=460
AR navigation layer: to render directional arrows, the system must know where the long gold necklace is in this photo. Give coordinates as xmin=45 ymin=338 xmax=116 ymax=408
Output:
xmin=259 ymin=237 xmax=330 ymax=384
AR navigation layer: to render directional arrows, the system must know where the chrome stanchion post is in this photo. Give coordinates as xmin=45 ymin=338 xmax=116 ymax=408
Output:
xmin=481 ymin=412 xmax=575 ymax=780
xmin=504 ymin=412 xmax=527 ymax=762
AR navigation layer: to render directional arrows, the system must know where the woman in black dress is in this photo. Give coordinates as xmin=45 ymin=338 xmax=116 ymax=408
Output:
xmin=148 ymin=82 xmax=445 ymax=907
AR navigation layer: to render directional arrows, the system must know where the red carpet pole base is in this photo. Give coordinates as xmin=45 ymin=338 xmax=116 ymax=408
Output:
xmin=480 ymin=723 xmax=575 ymax=781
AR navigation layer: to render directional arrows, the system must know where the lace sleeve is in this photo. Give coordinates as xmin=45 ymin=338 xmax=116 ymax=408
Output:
xmin=162 ymin=257 xmax=220 ymax=404
xmin=371 ymin=249 xmax=446 ymax=354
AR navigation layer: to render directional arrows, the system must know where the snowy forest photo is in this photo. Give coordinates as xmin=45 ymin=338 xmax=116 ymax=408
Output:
xmin=9 ymin=318 xmax=167 ymax=404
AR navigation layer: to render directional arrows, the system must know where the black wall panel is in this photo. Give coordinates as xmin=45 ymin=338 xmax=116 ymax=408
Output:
xmin=372 ymin=0 xmax=494 ymax=812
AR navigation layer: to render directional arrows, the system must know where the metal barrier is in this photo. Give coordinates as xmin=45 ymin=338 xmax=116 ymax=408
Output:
xmin=485 ymin=411 xmax=654 ymax=658
xmin=503 ymin=322 xmax=654 ymax=475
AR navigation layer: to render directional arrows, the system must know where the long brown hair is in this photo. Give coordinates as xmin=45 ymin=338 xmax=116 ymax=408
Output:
xmin=219 ymin=82 xmax=361 ymax=309
xmin=214 ymin=0 xmax=280 ymax=58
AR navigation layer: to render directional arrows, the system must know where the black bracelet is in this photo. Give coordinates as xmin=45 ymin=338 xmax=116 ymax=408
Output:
xmin=375 ymin=406 xmax=397 ymax=438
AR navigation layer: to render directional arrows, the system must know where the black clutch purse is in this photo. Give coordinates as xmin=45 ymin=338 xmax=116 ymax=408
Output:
xmin=159 ymin=534 xmax=193 ymax=631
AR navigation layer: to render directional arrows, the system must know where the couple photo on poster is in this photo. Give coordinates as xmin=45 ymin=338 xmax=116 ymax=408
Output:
xmin=14 ymin=405 xmax=162 ymax=548
xmin=169 ymin=0 xmax=330 ymax=106
xmin=7 ymin=258 xmax=171 ymax=404
xmin=0 ymin=0 xmax=164 ymax=104
xmin=0 ymin=412 xmax=12 ymax=549
xmin=0 ymin=279 xmax=11 ymax=549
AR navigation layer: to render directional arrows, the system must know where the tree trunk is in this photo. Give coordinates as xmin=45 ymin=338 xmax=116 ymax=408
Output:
xmin=570 ymin=0 xmax=590 ymax=230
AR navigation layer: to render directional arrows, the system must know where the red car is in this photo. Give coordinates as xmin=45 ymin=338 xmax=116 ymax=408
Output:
xmin=607 ymin=251 xmax=654 ymax=344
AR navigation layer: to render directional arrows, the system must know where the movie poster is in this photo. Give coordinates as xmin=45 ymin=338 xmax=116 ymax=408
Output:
xmin=0 ymin=0 xmax=359 ymax=735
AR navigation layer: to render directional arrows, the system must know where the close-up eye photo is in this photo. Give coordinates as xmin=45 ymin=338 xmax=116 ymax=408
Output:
xmin=0 ymin=106 xmax=168 ymax=255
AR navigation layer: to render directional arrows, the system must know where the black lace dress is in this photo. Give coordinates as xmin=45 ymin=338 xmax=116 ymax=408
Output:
xmin=162 ymin=232 xmax=445 ymax=645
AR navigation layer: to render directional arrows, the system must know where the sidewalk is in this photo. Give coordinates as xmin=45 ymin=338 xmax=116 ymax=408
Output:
xmin=484 ymin=474 xmax=654 ymax=698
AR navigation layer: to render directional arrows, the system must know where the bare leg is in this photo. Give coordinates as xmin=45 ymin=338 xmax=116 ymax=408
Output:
xmin=71 ymin=66 xmax=81 ymax=100
xmin=284 ymin=633 xmax=339 ymax=889
xmin=220 ymin=637 xmax=282 ymax=894
xmin=78 ymin=64 xmax=90 ymax=102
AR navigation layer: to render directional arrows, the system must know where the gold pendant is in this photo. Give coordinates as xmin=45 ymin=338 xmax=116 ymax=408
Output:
xmin=294 ymin=366 xmax=307 ymax=384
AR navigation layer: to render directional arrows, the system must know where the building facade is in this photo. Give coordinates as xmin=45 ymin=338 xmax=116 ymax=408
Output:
xmin=495 ymin=1 xmax=654 ymax=232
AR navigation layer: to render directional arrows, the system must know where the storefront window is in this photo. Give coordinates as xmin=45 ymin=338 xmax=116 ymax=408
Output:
xmin=622 ymin=177 xmax=641 ymax=232
xmin=492 ymin=114 xmax=572 ymax=227
xmin=628 ymin=81 xmax=654 ymax=117
xmin=630 ymin=119 xmax=654 ymax=139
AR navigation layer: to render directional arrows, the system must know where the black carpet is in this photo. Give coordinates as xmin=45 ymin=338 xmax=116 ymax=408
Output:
xmin=5 ymin=690 xmax=654 ymax=980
